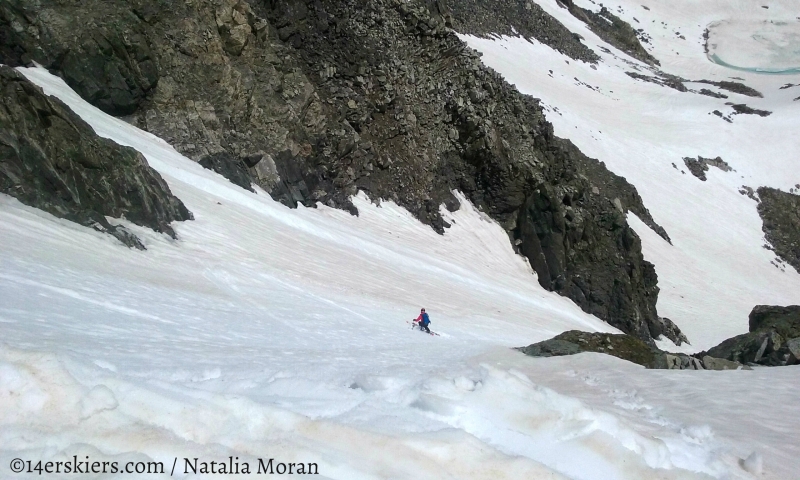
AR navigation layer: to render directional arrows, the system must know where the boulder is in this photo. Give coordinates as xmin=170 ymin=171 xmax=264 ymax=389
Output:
xmin=517 ymin=338 xmax=582 ymax=358
xmin=215 ymin=0 xmax=264 ymax=56
xmin=652 ymin=353 xmax=673 ymax=369
xmin=749 ymin=305 xmax=800 ymax=336
xmin=702 ymin=356 xmax=747 ymax=371
xmin=199 ymin=152 xmax=254 ymax=192
xmin=702 ymin=305 xmax=800 ymax=366
xmin=786 ymin=338 xmax=800 ymax=365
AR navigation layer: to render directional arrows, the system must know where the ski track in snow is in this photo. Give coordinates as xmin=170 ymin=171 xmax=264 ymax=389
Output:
xmin=2 ymin=0 xmax=800 ymax=478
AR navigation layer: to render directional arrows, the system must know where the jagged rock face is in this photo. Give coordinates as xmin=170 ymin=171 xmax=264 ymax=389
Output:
xmin=0 ymin=1 xmax=159 ymax=116
xmin=559 ymin=0 xmax=658 ymax=66
xmin=0 ymin=0 xmax=330 ymax=207
xmin=0 ymin=0 xmax=679 ymax=343
xmin=749 ymin=305 xmax=800 ymax=339
xmin=0 ymin=66 xmax=191 ymax=248
xmin=757 ymin=188 xmax=800 ymax=273
xmin=701 ymin=305 xmax=800 ymax=366
xmin=441 ymin=0 xmax=599 ymax=63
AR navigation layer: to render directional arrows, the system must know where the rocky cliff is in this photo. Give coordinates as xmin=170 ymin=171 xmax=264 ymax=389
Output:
xmin=0 ymin=0 xmax=679 ymax=343
xmin=757 ymin=187 xmax=800 ymax=273
xmin=0 ymin=66 xmax=191 ymax=249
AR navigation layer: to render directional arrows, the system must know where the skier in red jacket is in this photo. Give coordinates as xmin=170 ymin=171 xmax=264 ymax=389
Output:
xmin=413 ymin=308 xmax=432 ymax=333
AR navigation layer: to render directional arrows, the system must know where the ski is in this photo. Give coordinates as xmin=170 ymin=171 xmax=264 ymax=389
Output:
xmin=406 ymin=320 xmax=439 ymax=336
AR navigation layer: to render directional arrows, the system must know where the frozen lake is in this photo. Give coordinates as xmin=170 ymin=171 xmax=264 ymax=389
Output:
xmin=706 ymin=19 xmax=800 ymax=74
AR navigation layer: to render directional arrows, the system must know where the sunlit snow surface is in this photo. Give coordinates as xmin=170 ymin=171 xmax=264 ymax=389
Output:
xmin=2 ymin=0 xmax=800 ymax=478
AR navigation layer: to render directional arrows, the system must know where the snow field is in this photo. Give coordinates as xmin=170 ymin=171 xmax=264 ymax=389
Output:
xmin=2 ymin=0 xmax=800 ymax=476
xmin=460 ymin=0 xmax=800 ymax=349
xmin=2 ymin=345 xmax=772 ymax=480
xmin=0 ymin=68 xmax=699 ymax=480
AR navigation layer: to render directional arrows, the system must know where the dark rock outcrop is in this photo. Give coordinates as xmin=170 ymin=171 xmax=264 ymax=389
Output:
xmin=559 ymin=0 xmax=659 ymax=65
xmin=728 ymin=103 xmax=771 ymax=117
xmin=0 ymin=1 xmax=159 ymax=116
xmin=683 ymin=157 xmax=708 ymax=181
xmin=199 ymin=152 xmax=254 ymax=192
xmin=658 ymin=316 xmax=688 ymax=345
xmin=626 ymin=72 xmax=686 ymax=92
xmin=757 ymin=188 xmax=800 ymax=273
xmin=1 ymin=0 xmax=680 ymax=344
xmin=443 ymin=0 xmax=599 ymax=63
xmin=682 ymin=156 xmax=732 ymax=181
xmin=749 ymin=305 xmax=800 ymax=339
xmin=518 ymin=330 xmax=660 ymax=367
xmin=700 ymin=305 xmax=800 ymax=366
xmin=576 ymin=152 xmax=671 ymax=244
xmin=698 ymin=88 xmax=727 ymax=99
xmin=696 ymin=80 xmax=762 ymax=98
xmin=517 ymin=330 xmax=743 ymax=370
xmin=0 ymin=66 xmax=191 ymax=248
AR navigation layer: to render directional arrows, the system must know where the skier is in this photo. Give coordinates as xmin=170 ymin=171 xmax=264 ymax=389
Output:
xmin=413 ymin=308 xmax=432 ymax=334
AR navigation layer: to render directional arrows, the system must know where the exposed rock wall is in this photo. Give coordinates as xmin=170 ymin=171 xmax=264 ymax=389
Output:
xmin=0 ymin=66 xmax=191 ymax=248
xmin=0 ymin=0 xmax=679 ymax=343
xmin=0 ymin=1 xmax=159 ymax=116
xmin=1 ymin=0 xmax=328 ymax=206
xmin=757 ymin=187 xmax=800 ymax=273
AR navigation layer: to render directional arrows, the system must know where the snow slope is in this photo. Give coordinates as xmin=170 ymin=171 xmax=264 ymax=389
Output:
xmin=461 ymin=0 xmax=800 ymax=349
xmin=2 ymin=0 xmax=800 ymax=478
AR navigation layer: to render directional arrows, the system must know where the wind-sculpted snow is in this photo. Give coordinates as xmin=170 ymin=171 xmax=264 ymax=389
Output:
xmin=0 ymin=66 xmax=793 ymax=479
xmin=2 ymin=345 xmax=782 ymax=480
